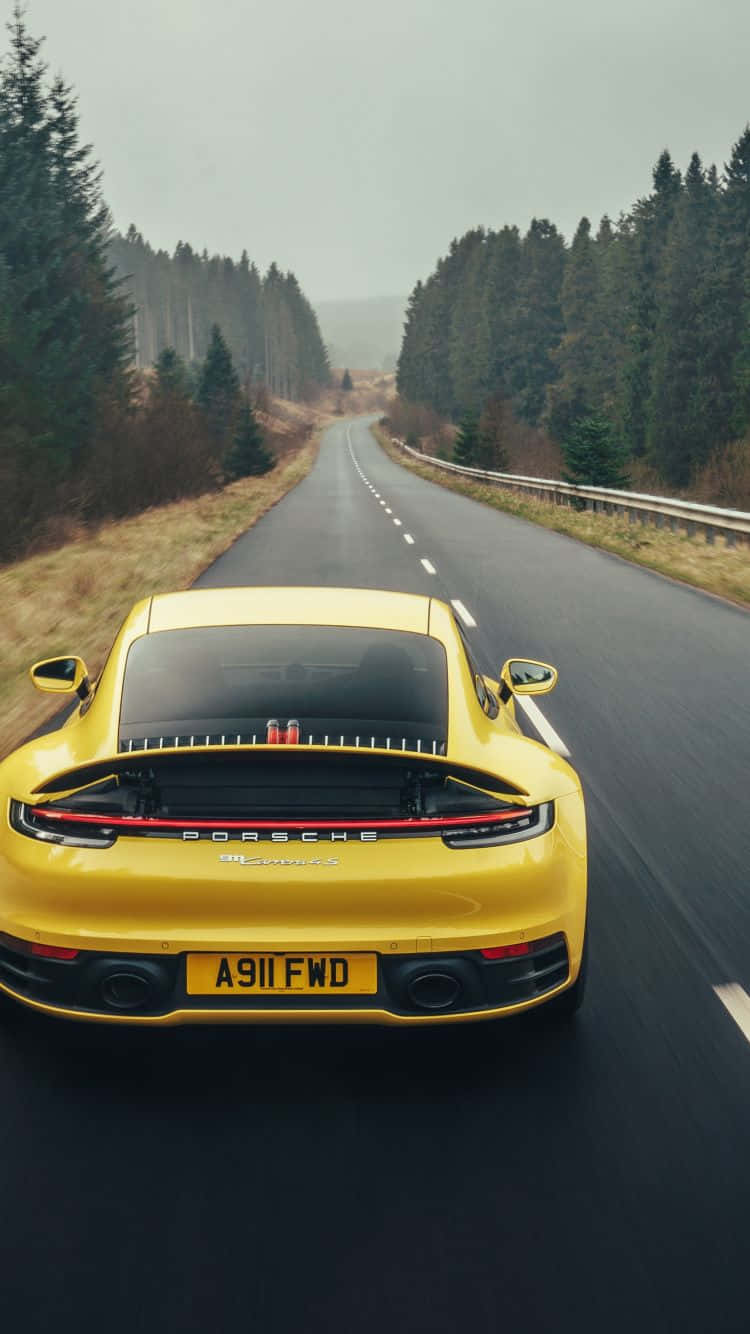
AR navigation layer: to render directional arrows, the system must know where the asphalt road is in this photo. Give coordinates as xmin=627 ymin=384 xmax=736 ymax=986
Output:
xmin=3 ymin=416 xmax=750 ymax=1333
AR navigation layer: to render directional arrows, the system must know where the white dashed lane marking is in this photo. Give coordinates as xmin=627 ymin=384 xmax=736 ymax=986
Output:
xmin=346 ymin=422 xmax=573 ymax=765
xmin=450 ymin=599 xmax=477 ymax=628
xmin=714 ymin=984 xmax=750 ymax=1046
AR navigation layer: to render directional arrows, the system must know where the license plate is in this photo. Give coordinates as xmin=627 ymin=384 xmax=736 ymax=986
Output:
xmin=186 ymin=952 xmax=378 ymax=996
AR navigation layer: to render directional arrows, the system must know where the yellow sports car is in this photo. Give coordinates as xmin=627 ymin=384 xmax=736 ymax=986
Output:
xmin=0 ymin=587 xmax=587 ymax=1026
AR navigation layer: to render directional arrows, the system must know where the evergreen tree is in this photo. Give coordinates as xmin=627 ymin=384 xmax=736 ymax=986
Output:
xmin=621 ymin=150 xmax=682 ymax=456
xmin=453 ymin=413 xmax=480 ymax=466
xmin=647 ymin=154 xmax=718 ymax=484
xmin=510 ymin=219 xmax=566 ymax=424
xmin=198 ymin=324 xmax=239 ymax=442
xmin=155 ymin=347 xmax=190 ymax=397
xmin=723 ymin=128 xmax=750 ymax=435
xmin=547 ymin=216 xmax=598 ymax=438
xmin=224 ymin=401 xmax=274 ymax=479
xmin=563 ymin=414 xmax=630 ymax=487
xmin=341 ymin=368 xmax=353 ymax=391
xmin=0 ymin=4 xmax=131 ymax=533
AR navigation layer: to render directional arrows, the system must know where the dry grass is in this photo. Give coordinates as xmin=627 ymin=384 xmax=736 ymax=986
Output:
xmin=0 ymin=439 xmax=320 ymax=758
xmin=374 ymin=426 xmax=750 ymax=609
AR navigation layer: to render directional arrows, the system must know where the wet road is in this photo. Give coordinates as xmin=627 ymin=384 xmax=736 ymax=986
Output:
xmin=3 ymin=417 xmax=750 ymax=1333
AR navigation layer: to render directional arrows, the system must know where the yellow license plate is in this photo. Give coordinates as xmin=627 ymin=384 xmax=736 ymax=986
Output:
xmin=187 ymin=952 xmax=378 ymax=996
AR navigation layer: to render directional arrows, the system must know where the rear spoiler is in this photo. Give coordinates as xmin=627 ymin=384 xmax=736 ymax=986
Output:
xmin=30 ymin=744 xmax=531 ymax=806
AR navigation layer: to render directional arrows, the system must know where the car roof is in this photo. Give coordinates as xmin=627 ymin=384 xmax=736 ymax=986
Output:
xmin=146 ymin=587 xmax=433 ymax=635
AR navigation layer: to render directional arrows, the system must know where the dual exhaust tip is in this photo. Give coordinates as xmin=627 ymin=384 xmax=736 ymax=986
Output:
xmin=98 ymin=965 xmax=466 ymax=1015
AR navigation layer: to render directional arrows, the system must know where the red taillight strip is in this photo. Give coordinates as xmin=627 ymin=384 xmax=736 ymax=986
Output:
xmin=29 ymin=807 xmax=533 ymax=832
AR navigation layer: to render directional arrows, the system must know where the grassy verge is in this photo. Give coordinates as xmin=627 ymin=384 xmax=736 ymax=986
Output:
xmin=373 ymin=425 xmax=750 ymax=609
xmin=0 ymin=438 xmax=320 ymax=758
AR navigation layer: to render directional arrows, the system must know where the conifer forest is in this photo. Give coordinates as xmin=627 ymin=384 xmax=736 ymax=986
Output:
xmin=0 ymin=8 xmax=329 ymax=562
xmin=397 ymin=135 xmax=750 ymax=496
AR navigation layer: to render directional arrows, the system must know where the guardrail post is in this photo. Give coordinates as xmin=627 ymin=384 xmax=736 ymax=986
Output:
xmin=705 ymin=524 xmax=715 ymax=545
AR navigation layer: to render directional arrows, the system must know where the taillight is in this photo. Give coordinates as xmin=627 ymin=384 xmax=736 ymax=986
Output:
xmin=9 ymin=800 xmax=116 ymax=848
xmin=266 ymin=719 xmax=280 ymax=744
xmin=443 ymin=801 xmax=554 ymax=848
xmin=285 ymin=718 xmax=300 ymax=745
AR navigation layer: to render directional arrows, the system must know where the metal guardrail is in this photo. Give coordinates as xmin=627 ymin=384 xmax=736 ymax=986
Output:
xmin=390 ymin=439 xmax=750 ymax=547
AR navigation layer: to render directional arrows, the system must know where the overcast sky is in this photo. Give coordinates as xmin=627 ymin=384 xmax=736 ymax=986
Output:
xmin=18 ymin=0 xmax=750 ymax=301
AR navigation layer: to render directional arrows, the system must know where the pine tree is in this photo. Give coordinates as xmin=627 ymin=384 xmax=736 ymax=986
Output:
xmin=647 ymin=154 xmax=718 ymax=484
xmin=547 ymin=216 xmax=598 ymax=438
xmin=563 ymin=414 xmax=630 ymax=487
xmin=621 ymin=150 xmax=682 ymax=456
xmin=155 ymin=347 xmax=190 ymax=397
xmin=0 ymin=6 xmax=131 ymax=488
xmin=453 ymin=413 xmax=480 ymax=466
xmin=198 ymin=324 xmax=239 ymax=442
xmin=341 ymin=368 xmax=353 ymax=391
xmin=510 ymin=219 xmax=566 ymax=424
xmin=224 ymin=401 xmax=274 ymax=479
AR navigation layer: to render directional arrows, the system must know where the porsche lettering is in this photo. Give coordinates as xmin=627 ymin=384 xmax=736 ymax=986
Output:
xmin=181 ymin=830 xmax=379 ymax=842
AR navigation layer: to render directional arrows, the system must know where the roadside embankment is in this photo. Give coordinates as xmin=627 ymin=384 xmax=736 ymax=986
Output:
xmin=0 ymin=437 xmax=320 ymax=758
xmin=373 ymin=424 xmax=750 ymax=609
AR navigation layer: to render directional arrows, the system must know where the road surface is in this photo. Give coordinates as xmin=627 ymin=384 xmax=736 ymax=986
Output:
xmin=3 ymin=417 xmax=750 ymax=1333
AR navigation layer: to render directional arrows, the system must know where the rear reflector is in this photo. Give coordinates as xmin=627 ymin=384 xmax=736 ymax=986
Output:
xmin=481 ymin=943 xmax=531 ymax=959
xmin=31 ymin=942 xmax=79 ymax=960
xmin=0 ymin=931 xmax=79 ymax=960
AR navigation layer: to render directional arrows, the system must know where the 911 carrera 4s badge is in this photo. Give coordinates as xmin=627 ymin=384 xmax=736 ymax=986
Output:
xmin=219 ymin=854 xmax=340 ymax=867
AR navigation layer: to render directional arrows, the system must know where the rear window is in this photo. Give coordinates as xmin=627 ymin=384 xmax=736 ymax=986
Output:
xmin=119 ymin=625 xmax=448 ymax=746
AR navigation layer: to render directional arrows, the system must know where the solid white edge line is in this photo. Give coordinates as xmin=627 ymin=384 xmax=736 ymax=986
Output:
xmin=514 ymin=695 xmax=570 ymax=758
xmin=714 ymin=984 xmax=750 ymax=1045
xmin=420 ymin=558 xmax=436 ymax=574
xmin=450 ymin=599 xmax=477 ymax=628
xmin=404 ymin=534 xmax=415 ymax=544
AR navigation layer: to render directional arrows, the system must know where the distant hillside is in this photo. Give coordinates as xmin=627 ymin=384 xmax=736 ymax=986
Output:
xmin=315 ymin=295 xmax=406 ymax=371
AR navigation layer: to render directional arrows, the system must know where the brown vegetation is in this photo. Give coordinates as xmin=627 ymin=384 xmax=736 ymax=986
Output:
xmin=329 ymin=370 xmax=395 ymax=417
xmin=0 ymin=436 xmax=321 ymax=758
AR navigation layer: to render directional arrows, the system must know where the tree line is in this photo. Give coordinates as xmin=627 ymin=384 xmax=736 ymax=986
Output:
xmin=397 ymin=131 xmax=750 ymax=492
xmin=110 ymin=230 xmax=329 ymax=399
xmin=0 ymin=7 xmax=325 ymax=563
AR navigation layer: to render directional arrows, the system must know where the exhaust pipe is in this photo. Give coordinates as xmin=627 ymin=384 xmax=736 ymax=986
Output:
xmin=407 ymin=970 xmax=463 ymax=1011
xmin=100 ymin=971 xmax=153 ymax=1012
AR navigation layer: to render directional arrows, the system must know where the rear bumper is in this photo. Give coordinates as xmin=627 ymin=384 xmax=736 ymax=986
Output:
xmin=0 ymin=935 xmax=573 ymax=1026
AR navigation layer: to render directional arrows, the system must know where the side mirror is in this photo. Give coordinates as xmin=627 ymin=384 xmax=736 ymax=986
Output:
xmin=30 ymin=656 xmax=91 ymax=698
xmin=500 ymin=658 xmax=558 ymax=697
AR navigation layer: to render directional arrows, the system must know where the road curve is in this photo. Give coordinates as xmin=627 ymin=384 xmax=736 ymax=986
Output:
xmin=3 ymin=416 xmax=750 ymax=1333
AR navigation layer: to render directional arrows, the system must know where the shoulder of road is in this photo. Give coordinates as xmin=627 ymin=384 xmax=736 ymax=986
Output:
xmin=372 ymin=424 xmax=750 ymax=611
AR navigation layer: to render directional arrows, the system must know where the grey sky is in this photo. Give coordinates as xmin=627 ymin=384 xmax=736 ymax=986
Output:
xmin=21 ymin=0 xmax=750 ymax=301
